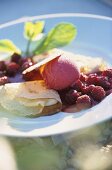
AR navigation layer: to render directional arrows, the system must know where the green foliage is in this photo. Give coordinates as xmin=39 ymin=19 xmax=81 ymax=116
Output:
xmin=24 ymin=21 xmax=44 ymax=41
xmin=34 ymin=22 xmax=77 ymax=54
xmin=0 ymin=39 xmax=21 ymax=54
xmin=0 ymin=21 xmax=77 ymax=57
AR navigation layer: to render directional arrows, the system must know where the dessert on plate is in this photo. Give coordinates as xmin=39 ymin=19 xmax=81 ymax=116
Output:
xmin=0 ymin=21 xmax=111 ymax=117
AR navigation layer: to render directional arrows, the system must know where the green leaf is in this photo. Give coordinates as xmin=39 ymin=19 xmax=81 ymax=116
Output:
xmin=34 ymin=22 xmax=77 ymax=55
xmin=24 ymin=21 xmax=45 ymax=41
xmin=0 ymin=39 xmax=21 ymax=54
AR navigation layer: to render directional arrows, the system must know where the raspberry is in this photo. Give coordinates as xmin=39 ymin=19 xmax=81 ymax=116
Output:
xmin=96 ymin=71 xmax=102 ymax=75
xmin=58 ymin=88 xmax=70 ymax=104
xmin=109 ymin=78 xmax=112 ymax=89
xmin=6 ymin=62 xmax=20 ymax=76
xmin=0 ymin=61 xmax=6 ymax=71
xmin=0 ymin=71 xmax=6 ymax=77
xmin=0 ymin=76 xmax=9 ymax=85
xmin=76 ymin=94 xmax=91 ymax=108
xmin=86 ymin=73 xmax=98 ymax=85
xmin=82 ymin=86 xmax=89 ymax=94
xmin=80 ymin=73 xmax=88 ymax=82
xmin=102 ymin=69 xmax=112 ymax=78
xmin=97 ymin=76 xmax=110 ymax=90
xmin=21 ymin=61 xmax=33 ymax=71
xmin=91 ymin=86 xmax=106 ymax=101
xmin=71 ymin=80 xmax=84 ymax=92
xmin=65 ymin=89 xmax=80 ymax=105
xmin=82 ymin=85 xmax=95 ymax=94
xmin=11 ymin=53 xmax=21 ymax=64
xmin=106 ymin=89 xmax=112 ymax=96
xmin=19 ymin=58 xmax=33 ymax=66
xmin=88 ymin=84 xmax=96 ymax=91
xmin=90 ymin=97 xmax=98 ymax=106
xmin=109 ymin=78 xmax=112 ymax=84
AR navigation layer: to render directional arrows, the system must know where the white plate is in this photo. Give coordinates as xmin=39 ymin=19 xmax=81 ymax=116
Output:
xmin=0 ymin=94 xmax=112 ymax=137
xmin=0 ymin=13 xmax=112 ymax=137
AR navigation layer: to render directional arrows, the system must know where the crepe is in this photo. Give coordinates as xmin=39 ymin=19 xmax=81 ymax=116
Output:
xmin=0 ymin=81 xmax=62 ymax=117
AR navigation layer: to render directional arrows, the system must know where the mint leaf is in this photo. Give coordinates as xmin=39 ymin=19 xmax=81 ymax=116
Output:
xmin=33 ymin=23 xmax=77 ymax=55
xmin=0 ymin=39 xmax=21 ymax=54
xmin=24 ymin=21 xmax=44 ymax=41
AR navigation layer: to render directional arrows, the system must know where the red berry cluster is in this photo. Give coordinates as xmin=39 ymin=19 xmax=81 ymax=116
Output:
xmin=59 ymin=69 xmax=112 ymax=111
xmin=0 ymin=53 xmax=34 ymax=85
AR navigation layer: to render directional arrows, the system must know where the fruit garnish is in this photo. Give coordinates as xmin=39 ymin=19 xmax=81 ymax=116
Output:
xmin=6 ymin=62 xmax=20 ymax=76
xmin=71 ymin=79 xmax=84 ymax=92
xmin=0 ymin=76 xmax=9 ymax=85
xmin=76 ymin=94 xmax=91 ymax=109
xmin=11 ymin=53 xmax=21 ymax=63
xmin=80 ymin=73 xmax=88 ymax=82
xmin=90 ymin=86 xmax=106 ymax=102
xmin=97 ymin=76 xmax=110 ymax=90
xmin=86 ymin=73 xmax=98 ymax=85
xmin=106 ymin=89 xmax=112 ymax=96
xmin=0 ymin=61 xmax=6 ymax=71
xmin=21 ymin=60 xmax=34 ymax=71
xmin=60 ymin=68 xmax=112 ymax=113
xmin=65 ymin=89 xmax=80 ymax=105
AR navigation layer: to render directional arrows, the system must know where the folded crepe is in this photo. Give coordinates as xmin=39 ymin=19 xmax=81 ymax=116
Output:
xmin=0 ymin=81 xmax=62 ymax=117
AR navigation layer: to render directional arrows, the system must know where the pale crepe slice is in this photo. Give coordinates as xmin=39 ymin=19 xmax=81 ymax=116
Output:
xmin=1 ymin=98 xmax=43 ymax=116
xmin=4 ymin=81 xmax=61 ymax=101
xmin=0 ymin=81 xmax=62 ymax=117
xmin=17 ymin=98 xmax=57 ymax=107
xmin=0 ymin=86 xmax=44 ymax=116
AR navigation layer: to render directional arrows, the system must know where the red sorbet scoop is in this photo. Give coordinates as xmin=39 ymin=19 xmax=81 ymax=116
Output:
xmin=42 ymin=54 xmax=80 ymax=90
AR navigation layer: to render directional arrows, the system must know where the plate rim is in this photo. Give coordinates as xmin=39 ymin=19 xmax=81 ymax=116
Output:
xmin=0 ymin=13 xmax=112 ymax=29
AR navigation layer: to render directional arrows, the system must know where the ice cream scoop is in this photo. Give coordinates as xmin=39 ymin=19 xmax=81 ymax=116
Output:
xmin=42 ymin=54 xmax=80 ymax=90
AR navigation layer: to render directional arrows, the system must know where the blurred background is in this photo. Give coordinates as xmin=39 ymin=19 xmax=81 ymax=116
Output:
xmin=0 ymin=1 xmax=112 ymax=170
